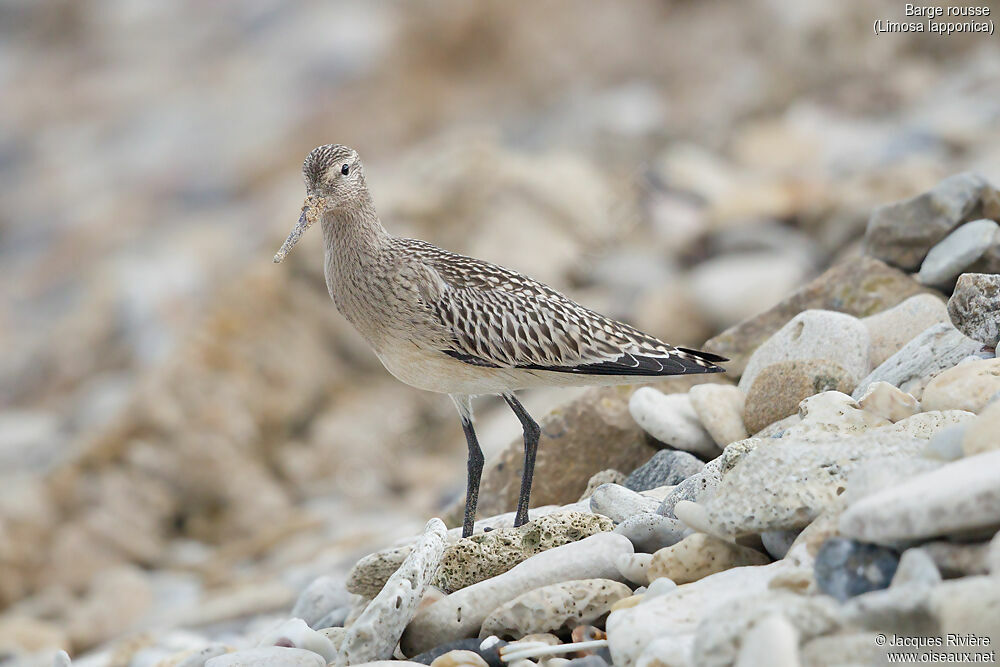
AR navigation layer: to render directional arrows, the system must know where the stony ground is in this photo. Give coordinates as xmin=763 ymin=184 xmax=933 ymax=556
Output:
xmin=3 ymin=2 xmax=1000 ymax=667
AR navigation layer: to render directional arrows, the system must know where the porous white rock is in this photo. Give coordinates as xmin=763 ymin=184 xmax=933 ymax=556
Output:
xmin=705 ymin=430 xmax=927 ymax=535
xmin=590 ymin=484 xmax=661 ymax=523
xmin=862 ymin=294 xmax=949 ymax=371
xmin=888 ymin=409 xmax=976 ymax=439
xmin=738 ymin=310 xmax=871 ymax=394
xmin=479 ymin=579 xmax=631 ymax=639
xmin=628 ymin=389 xmax=719 ymax=457
xmin=687 ymin=384 xmax=749 ymax=447
xmin=339 ymin=518 xmax=448 ymax=665
xmin=648 ymin=533 xmax=769 ymax=585
xmin=857 ymin=381 xmax=920 ymax=422
xmin=839 ymin=449 xmax=1000 ymax=543
xmin=852 ymin=323 xmax=983 ymax=399
xmin=921 ymin=358 xmax=1000 ymax=414
xmin=401 ymin=533 xmax=633 ymax=655
xmin=205 ymin=648 xmax=327 ymax=667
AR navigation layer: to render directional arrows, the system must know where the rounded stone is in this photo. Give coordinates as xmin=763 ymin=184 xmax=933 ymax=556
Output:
xmin=862 ymin=294 xmax=949 ymax=366
xmin=479 ymin=578 xmax=631 ymax=640
xmin=205 ymin=648 xmax=327 ymax=667
xmin=948 ymin=273 xmax=1000 ymax=346
xmin=429 ymin=650 xmax=489 ymax=667
xmin=962 ymin=399 xmax=1000 ymax=456
xmin=648 ymin=533 xmax=770 ymax=585
xmin=856 ymin=381 xmax=920 ymax=423
xmin=687 ymin=383 xmax=749 ymax=447
xmin=624 ymin=450 xmax=703 ymax=492
xmin=743 ymin=359 xmax=854 ymax=434
xmin=814 ymin=538 xmax=899 ymax=602
xmin=922 ymin=358 xmax=1000 ymax=413
xmin=917 ymin=219 xmax=1000 ymax=286
xmin=628 ymin=389 xmax=719 ymax=457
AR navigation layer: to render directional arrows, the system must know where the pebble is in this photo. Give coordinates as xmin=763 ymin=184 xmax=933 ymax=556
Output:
xmin=889 ymin=409 xmax=975 ymax=439
xmin=479 ymin=579 xmax=631 ymax=640
xmin=705 ymin=429 xmax=926 ymax=535
xmin=256 ymin=618 xmax=337 ymax=663
xmin=589 ymin=484 xmax=660 ymax=523
xmin=917 ymin=219 xmax=1000 ymax=285
xmin=921 ymin=358 xmax=1000 ymax=413
xmin=703 ymin=256 xmax=929 ymax=374
xmin=761 ymin=530 xmax=800 ymax=560
xmin=852 ymin=322 xmax=984 ymax=399
xmin=434 ymin=512 xmax=613 ymax=593
xmin=948 ymin=272 xmax=1000 ymax=346
xmin=657 ymin=456 xmax=724 ymax=519
xmin=743 ymin=359 xmax=855 ymax=433
xmin=814 ymin=538 xmax=899 ymax=602
xmin=694 ymin=592 xmax=841 ymax=667
xmin=204 ymin=647 xmax=326 ymax=667
xmin=921 ymin=540 xmax=991 ymax=577
xmin=862 ymin=294 xmax=949 ymax=366
xmin=627 ymin=389 xmax=719 ymax=457
xmin=890 ymin=548 xmax=942 ymax=587
xmin=401 ymin=533 xmax=633 ymax=655
xmin=687 ymin=384 xmax=749 ymax=447
xmin=613 ymin=512 xmax=691 ymax=553
xmin=615 ymin=552 xmax=653 ymax=586
xmin=566 ymin=656 xmax=608 ymax=667
xmin=839 ymin=449 xmax=1000 ymax=543
xmin=963 ymin=399 xmax=1000 ymax=456
xmin=339 ymin=518 xmax=448 ymax=665
xmin=623 ymin=449 xmax=703 ymax=492
xmin=733 ymin=614 xmax=799 ymax=667
xmin=578 ymin=470 xmax=625 ymax=500
xmin=864 ymin=171 xmax=989 ymax=270
xmin=429 ymin=650 xmax=489 ymax=667
xmin=347 ymin=546 xmax=412 ymax=599
xmin=926 ymin=423 xmax=967 ymax=460
xmin=648 ymin=534 xmax=770 ymax=585
xmin=412 ymin=640 xmax=506 ymax=667
xmin=856 ymin=381 xmax=920 ymax=422
xmin=290 ymin=576 xmax=351 ymax=629
xmin=737 ymin=309 xmax=871 ymax=394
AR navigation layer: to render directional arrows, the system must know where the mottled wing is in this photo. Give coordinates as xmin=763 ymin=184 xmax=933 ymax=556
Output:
xmin=405 ymin=240 xmax=725 ymax=376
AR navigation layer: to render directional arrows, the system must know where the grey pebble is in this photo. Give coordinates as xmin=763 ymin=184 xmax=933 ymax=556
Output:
xmin=624 ymin=449 xmax=704 ymax=492
xmin=815 ymin=538 xmax=899 ymax=602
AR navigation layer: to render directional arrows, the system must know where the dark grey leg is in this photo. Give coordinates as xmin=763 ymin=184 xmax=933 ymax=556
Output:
xmin=503 ymin=393 xmax=541 ymax=528
xmin=460 ymin=416 xmax=484 ymax=539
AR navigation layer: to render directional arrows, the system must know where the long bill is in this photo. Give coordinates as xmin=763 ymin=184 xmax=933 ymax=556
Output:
xmin=273 ymin=195 xmax=326 ymax=263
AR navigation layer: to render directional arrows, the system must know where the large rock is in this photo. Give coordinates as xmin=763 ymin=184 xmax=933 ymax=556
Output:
xmin=917 ymin=219 xmax=1000 ymax=285
xmin=838 ymin=449 xmax=1000 ymax=544
xmin=862 ymin=294 xmax=949 ymax=367
xmin=737 ymin=310 xmax=870 ymax=394
xmin=704 ymin=256 xmax=932 ymax=374
xmin=864 ymin=172 xmax=990 ymax=271
xmin=743 ymin=359 xmax=855 ymax=434
xmin=456 ymin=385 xmax=663 ymax=523
xmin=948 ymin=273 xmax=1000 ymax=346
xmin=704 ymin=430 xmax=928 ymax=536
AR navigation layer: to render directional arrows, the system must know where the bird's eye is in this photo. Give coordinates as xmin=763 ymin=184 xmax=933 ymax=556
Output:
xmin=341 ymin=164 xmax=350 ymax=176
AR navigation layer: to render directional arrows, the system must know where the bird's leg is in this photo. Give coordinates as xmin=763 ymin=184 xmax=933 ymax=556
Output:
xmin=503 ymin=393 xmax=541 ymax=528
xmin=451 ymin=395 xmax=482 ymax=539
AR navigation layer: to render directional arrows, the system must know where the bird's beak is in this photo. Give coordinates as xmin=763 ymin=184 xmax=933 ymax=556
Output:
xmin=273 ymin=195 xmax=327 ymax=263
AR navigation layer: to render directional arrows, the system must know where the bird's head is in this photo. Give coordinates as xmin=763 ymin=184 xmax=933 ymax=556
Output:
xmin=274 ymin=144 xmax=365 ymax=263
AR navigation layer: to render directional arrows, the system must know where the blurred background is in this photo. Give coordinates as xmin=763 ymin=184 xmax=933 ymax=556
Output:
xmin=1 ymin=0 xmax=999 ymax=660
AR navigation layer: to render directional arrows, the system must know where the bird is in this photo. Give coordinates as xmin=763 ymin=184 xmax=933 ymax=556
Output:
xmin=274 ymin=144 xmax=727 ymax=539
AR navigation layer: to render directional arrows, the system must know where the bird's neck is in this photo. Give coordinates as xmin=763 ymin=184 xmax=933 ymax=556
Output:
xmin=321 ymin=192 xmax=391 ymax=261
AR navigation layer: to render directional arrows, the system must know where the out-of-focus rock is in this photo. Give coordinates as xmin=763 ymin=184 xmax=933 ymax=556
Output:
xmin=743 ymin=359 xmax=855 ymax=434
xmin=917 ymin=219 xmax=1000 ymax=285
xmin=862 ymin=294 xmax=949 ymax=367
xmin=703 ymin=257 xmax=931 ymax=374
xmin=921 ymin=358 xmax=1000 ymax=413
xmin=628 ymin=388 xmax=719 ymax=458
xmin=864 ymin=172 xmax=989 ymax=270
